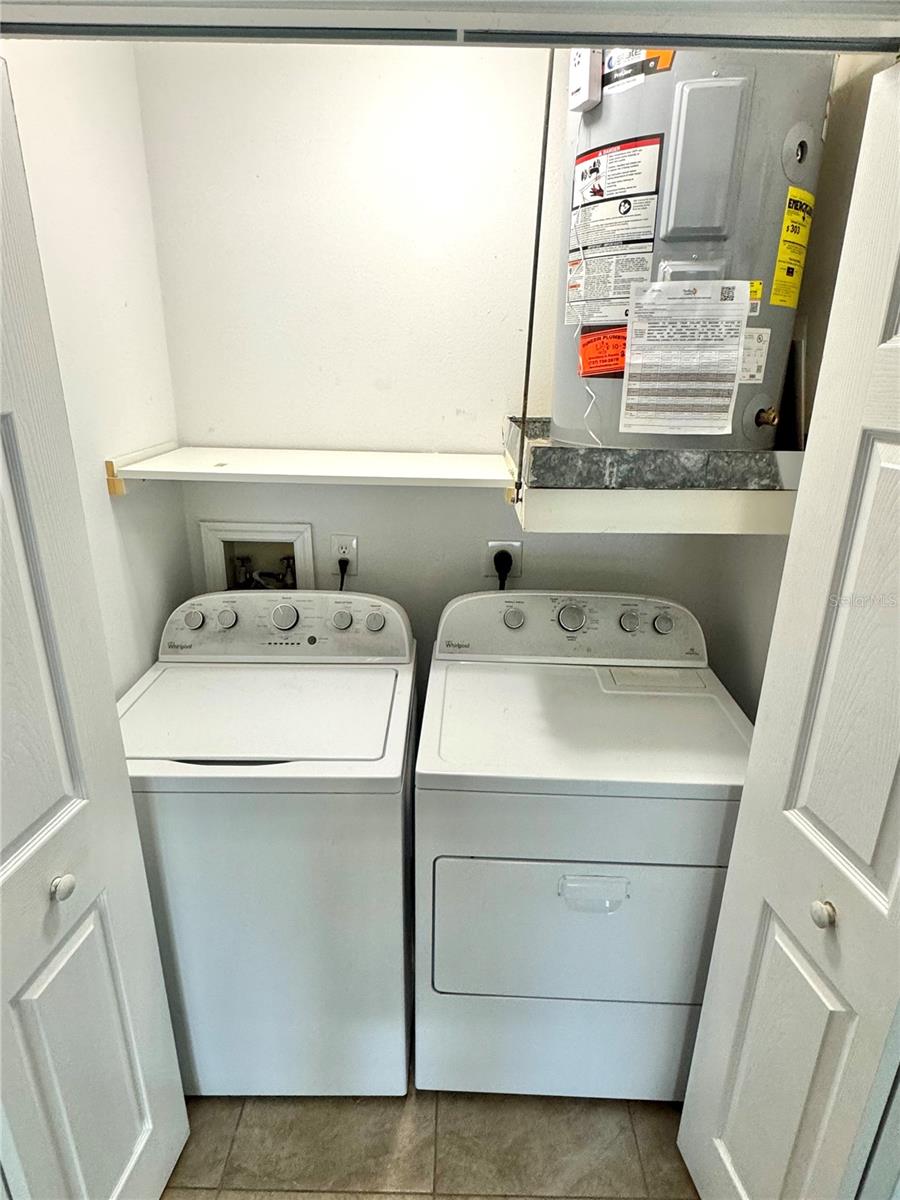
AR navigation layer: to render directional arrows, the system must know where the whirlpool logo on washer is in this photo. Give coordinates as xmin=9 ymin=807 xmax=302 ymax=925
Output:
xmin=444 ymin=639 xmax=471 ymax=651
xmin=167 ymin=641 xmax=192 ymax=651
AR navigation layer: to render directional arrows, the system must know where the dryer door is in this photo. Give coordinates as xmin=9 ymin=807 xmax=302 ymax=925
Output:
xmin=433 ymin=856 xmax=726 ymax=1004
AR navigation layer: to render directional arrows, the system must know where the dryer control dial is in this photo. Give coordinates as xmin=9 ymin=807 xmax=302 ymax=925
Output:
xmin=619 ymin=610 xmax=640 ymax=633
xmin=217 ymin=609 xmax=238 ymax=629
xmin=365 ymin=612 xmax=386 ymax=632
xmin=653 ymin=612 xmax=675 ymax=635
xmin=503 ymin=608 xmax=526 ymax=630
xmin=332 ymin=610 xmax=353 ymax=630
xmin=271 ymin=604 xmax=299 ymax=631
xmin=184 ymin=609 xmax=204 ymax=630
xmin=558 ymin=603 xmax=586 ymax=633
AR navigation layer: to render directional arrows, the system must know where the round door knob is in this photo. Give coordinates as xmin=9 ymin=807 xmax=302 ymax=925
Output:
xmin=332 ymin=610 xmax=353 ymax=630
xmin=810 ymin=900 xmax=837 ymax=928
xmin=653 ymin=612 xmax=675 ymax=635
xmin=271 ymin=604 xmax=299 ymax=631
xmin=49 ymin=874 xmax=76 ymax=902
xmin=184 ymin=609 xmax=204 ymax=630
xmin=503 ymin=608 xmax=526 ymax=630
xmin=620 ymin=610 xmax=640 ymax=633
xmin=365 ymin=612 xmax=386 ymax=632
xmin=217 ymin=609 xmax=238 ymax=629
xmin=558 ymin=604 xmax=586 ymax=633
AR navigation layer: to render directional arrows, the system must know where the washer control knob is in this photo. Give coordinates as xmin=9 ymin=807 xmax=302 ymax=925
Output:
xmin=653 ymin=612 xmax=675 ymax=635
xmin=271 ymin=604 xmax=299 ymax=631
xmin=332 ymin=610 xmax=353 ymax=630
xmin=184 ymin=609 xmax=204 ymax=630
xmin=558 ymin=604 xmax=586 ymax=633
xmin=619 ymin=610 xmax=640 ymax=634
xmin=217 ymin=609 xmax=238 ymax=629
xmin=503 ymin=608 xmax=526 ymax=630
xmin=365 ymin=612 xmax=386 ymax=632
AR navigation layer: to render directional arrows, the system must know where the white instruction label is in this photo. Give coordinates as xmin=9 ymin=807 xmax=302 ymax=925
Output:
xmin=566 ymin=244 xmax=653 ymax=325
xmin=567 ymin=135 xmax=662 ymax=327
xmin=739 ymin=327 xmax=771 ymax=384
xmin=620 ymin=280 xmax=750 ymax=434
xmin=570 ymin=196 xmax=658 ymax=253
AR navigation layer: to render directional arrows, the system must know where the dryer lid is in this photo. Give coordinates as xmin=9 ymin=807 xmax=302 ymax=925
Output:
xmin=420 ymin=660 xmax=751 ymax=797
xmin=119 ymin=663 xmax=398 ymax=763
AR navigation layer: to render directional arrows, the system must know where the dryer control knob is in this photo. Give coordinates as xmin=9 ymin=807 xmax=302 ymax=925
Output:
xmin=217 ymin=609 xmax=238 ymax=629
xmin=271 ymin=604 xmax=299 ymax=631
xmin=503 ymin=608 xmax=526 ymax=630
xmin=184 ymin=609 xmax=204 ymax=630
xmin=365 ymin=612 xmax=386 ymax=632
xmin=332 ymin=610 xmax=353 ymax=630
xmin=653 ymin=612 xmax=675 ymax=635
xmin=619 ymin=610 xmax=640 ymax=633
xmin=558 ymin=604 xmax=586 ymax=633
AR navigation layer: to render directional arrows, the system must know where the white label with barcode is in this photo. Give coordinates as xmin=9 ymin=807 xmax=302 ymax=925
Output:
xmin=620 ymin=280 xmax=750 ymax=435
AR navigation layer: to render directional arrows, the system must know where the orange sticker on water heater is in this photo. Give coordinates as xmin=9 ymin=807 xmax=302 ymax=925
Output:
xmin=579 ymin=327 xmax=627 ymax=377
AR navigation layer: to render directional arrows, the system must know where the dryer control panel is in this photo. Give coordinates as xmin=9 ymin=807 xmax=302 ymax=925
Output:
xmin=159 ymin=591 xmax=413 ymax=663
xmin=435 ymin=592 xmax=706 ymax=667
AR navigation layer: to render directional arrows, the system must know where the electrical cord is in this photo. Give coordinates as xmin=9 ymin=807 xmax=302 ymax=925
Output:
xmin=493 ymin=549 xmax=513 ymax=592
xmin=571 ymin=112 xmax=607 ymax=448
xmin=338 ymin=556 xmax=349 ymax=591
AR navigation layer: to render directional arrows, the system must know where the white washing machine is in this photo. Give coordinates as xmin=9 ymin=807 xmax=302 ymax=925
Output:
xmin=118 ymin=589 xmax=415 ymax=1097
xmin=415 ymin=591 xmax=751 ymax=1101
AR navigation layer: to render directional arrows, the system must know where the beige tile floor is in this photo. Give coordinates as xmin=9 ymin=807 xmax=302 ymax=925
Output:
xmin=163 ymin=1091 xmax=698 ymax=1200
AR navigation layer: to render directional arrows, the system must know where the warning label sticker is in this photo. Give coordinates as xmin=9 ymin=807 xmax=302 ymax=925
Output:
xmin=572 ymin=135 xmax=662 ymax=209
xmin=570 ymin=196 xmax=658 ymax=252
xmin=566 ymin=134 xmax=663 ymax=328
xmin=579 ymin=327 xmax=628 ymax=377
xmin=566 ymin=244 xmax=653 ymax=325
xmin=771 ymin=187 xmax=815 ymax=309
xmin=602 ymin=49 xmax=675 ymax=94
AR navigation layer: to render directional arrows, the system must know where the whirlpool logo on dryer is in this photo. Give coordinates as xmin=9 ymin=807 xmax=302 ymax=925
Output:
xmin=444 ymin=639 xmax=471 ymax=651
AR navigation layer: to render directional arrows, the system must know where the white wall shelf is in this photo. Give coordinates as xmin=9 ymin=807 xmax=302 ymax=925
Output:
xmin=108 ymin=443 xmax=796 ymax=533
xmin=107 ymin=444 xmax=514 ymax=491
xmin=512 ymin=484 xmax=796 ymax=535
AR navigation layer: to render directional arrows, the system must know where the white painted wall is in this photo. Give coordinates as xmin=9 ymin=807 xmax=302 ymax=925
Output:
xmin=183 ymin=481 xmax=786 ymax=718
xmin=134 ymin=43 xmax=550 ymax=453
xmin=4 ymin=39 xmax=800 ymax=716
xmin=131 ymin=40 xmax=788 ymax=718
xmin=3 ymin=41 xmax=194 ymax=697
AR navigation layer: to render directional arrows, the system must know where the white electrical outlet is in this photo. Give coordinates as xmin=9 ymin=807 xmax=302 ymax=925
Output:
xmin=484 ymin=540 xmax=523 ymax=579
xmin=330 ymin=534 xmax=358 ymax=575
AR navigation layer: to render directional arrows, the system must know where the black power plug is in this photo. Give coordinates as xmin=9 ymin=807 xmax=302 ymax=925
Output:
xmin=493 ymin=549 xmax=514 ymax=592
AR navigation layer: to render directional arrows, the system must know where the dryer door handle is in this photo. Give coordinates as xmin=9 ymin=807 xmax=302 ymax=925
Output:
xmin=558 ymin=874 xmax=629 ymax=914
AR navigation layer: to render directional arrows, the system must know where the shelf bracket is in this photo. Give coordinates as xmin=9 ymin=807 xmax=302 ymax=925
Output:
xmin=105 ymin=440 xmax=178 ymax=497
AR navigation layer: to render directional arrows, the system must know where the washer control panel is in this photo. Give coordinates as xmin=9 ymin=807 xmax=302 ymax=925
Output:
xmin=159 ymin=591 xmax=413 ymax=663
xmin=436 ymin=592 xmax=706 ymax=666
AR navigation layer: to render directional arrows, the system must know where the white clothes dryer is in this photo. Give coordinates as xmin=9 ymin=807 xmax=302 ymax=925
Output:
xmin=415 ymin=591 xmax=751 ymax=1100
xmin=118 ymin=590 xmax=415 ymax=1096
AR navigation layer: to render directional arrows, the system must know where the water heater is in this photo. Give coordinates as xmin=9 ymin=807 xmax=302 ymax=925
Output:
xmin=551 ymin=49 xmax=834 ymax=449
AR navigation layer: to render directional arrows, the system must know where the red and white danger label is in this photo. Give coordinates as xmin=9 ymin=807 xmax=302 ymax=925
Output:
xmin=566 ymin=133 xmax=663 ymax=328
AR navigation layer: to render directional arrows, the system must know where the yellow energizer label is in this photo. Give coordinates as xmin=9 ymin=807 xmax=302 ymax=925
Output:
xmin=771 ymin=186 xmax=815 ymax=309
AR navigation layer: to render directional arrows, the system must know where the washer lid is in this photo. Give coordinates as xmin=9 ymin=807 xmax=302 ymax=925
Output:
xmin=420 ymin=660 xmax=751 ymax=797
xmin=119 ymin=664 xmax=398 ymax=763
